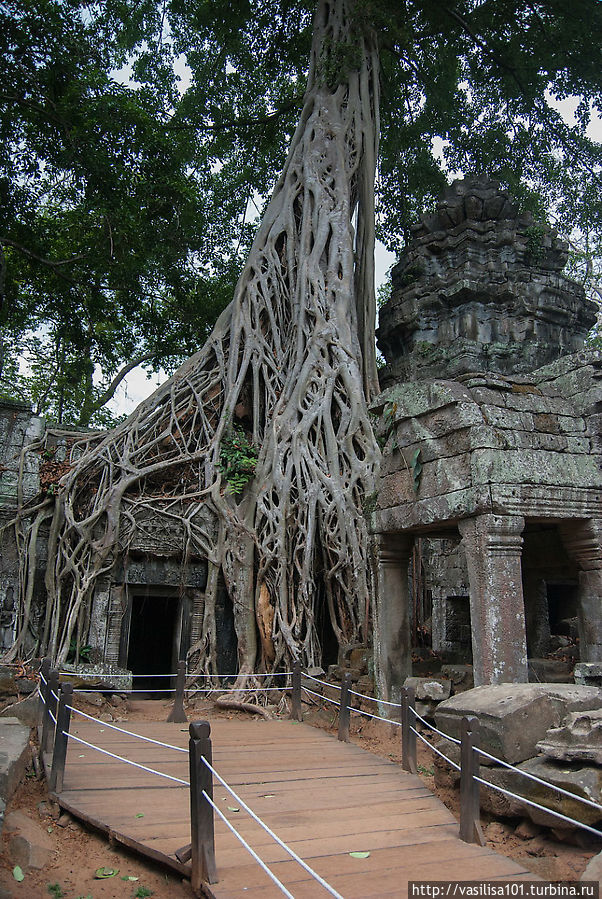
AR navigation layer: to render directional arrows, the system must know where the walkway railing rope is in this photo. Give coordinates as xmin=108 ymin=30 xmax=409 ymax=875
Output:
xmin=300 ymin=671 xmax=602 ymax=843
xmin=37 ymin=660 xmax=343 ymax=897
xmin=38 ymin=658 xmax=602 ymax=885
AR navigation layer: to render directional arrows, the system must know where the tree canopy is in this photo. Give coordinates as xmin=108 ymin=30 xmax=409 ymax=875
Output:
xmin=2 ymin=0 xmax=601 ymax=426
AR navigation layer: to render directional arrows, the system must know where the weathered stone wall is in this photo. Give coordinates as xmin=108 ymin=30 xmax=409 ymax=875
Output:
xmin=372 ymin=350 xmax=602 ymax=533
xmin=0 ymin=401 xmax=45 ymax=652
xmin=0 ymin=400 xmax=213 ymax=666
xmin=377 ymin=177 xmax=598 ymax=384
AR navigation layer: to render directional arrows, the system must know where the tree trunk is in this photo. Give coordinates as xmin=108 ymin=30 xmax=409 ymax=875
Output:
xmin=9 ymin=0 xmax=382 ymax=674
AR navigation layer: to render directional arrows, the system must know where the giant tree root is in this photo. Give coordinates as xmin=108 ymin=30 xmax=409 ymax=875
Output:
xmin=215 ymin=698 xmax=273 ymax=719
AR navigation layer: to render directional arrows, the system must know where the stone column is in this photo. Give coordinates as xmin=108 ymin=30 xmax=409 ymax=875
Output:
xmin=459 ymin=514 xmax=528 ymax=686
xmin=372 ymin=533 xmax=414 ymax=706
xmin=558 ymin=520 xmax=602 ymax=662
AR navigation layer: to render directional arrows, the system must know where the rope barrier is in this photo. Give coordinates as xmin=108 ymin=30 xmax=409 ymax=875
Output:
xmin=301 ymin=686 xmax=341 ymax=707
xmin=475 ymin=748 xmax=602 ymax=814
xmin=64 ymin=731 xmax=189 ymax=786
xmin=202 ymin=791 xmax=294 ymax=899
xmin=473 ymin=775 xmax=602 ymax=839
xmin=48 ymin=709 xmax=57 ymax=725
xmin=59 ymin=671 xmax=180 ymax=678
xmin=348 ymin=689 xmax=401 ymax=708
xmin=350 ymin=705 xmax=402 ymax=727
xmin=184 ymin=687 xmax=287 ymax=694
xmin=56 ymin=669 xmax=293 ymax=679
xmin=409 ymin=707 xmax=461 ymax=745
xmin=201 ymin=758 xmax=344 ymax=898
xmin=302 ymin=674 xmax=341 ymax=691
xmin=66 ymin=705 xmax=187 ymax=753
xmin=74 ymin=688 xmax=177 ymax=694
xmin=410 ymin=725 xmax=461 ymax=771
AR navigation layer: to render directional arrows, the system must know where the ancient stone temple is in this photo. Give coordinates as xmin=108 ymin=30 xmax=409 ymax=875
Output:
xmin=371 ymin=176 xmax=601 ymax=702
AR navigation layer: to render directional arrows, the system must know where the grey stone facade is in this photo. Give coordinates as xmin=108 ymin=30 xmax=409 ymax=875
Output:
xmin=0 ymin=402 xmax=232 ymax=675
xmin=372 ymin=176 xmax=602 ymax=703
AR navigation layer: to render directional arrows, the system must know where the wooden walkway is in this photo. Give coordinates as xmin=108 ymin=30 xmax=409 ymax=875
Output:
xmin=49 ymin=717 xmax=535 ymax=898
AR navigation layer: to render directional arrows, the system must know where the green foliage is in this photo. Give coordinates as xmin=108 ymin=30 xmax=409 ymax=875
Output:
xmin=134 ymin=887 xmax=153 ymax=898
xmin=318 ymin=36 xmax=362 ymax=88
xmin=47 ymin=885 xmax=64 ymax=899
xmin=3 ymin=0 xmax=602 ymax=422
xmin=524 ymin=224 xmax=548 ymax=264
xmin=219 ymin=426 xmax=258 ymax=495
xmin=66 ymin=638 xmax=91 ymax=663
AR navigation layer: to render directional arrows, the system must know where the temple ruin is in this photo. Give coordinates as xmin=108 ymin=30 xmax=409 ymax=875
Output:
xmin=371 ymin=176 xmax=601 ymax=702
xmin=1 ymin=176 xmax=600 ymax=696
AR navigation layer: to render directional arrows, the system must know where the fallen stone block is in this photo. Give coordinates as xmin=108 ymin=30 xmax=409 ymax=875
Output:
xmin=3 ymin=810 xmax=54 ymax=871
xmin=574 ymin=663 xmax=602 ymax=688
xmin=440 ymin=664 xmax=474 ymax=694
xmin=537 ymin=708 xmax=602 ymax=765
xmin=515 ymin=757 xmax=602 ymax=832
xmin=528 ymin=658 xmax=574 ymax=684
xmin=404 ymin=676 xmax=451 ymax=702
xmin=1 ymin=692 xmax=40 ymax=728
xmin=435 ymin=683 xmax=602 ymax=764
xmin=0 ymin=718 xmax=32 ymax=805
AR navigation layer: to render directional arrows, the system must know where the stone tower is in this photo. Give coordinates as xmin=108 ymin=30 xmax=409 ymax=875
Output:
xmin=377 ymin=176 xmax=598 ymax=384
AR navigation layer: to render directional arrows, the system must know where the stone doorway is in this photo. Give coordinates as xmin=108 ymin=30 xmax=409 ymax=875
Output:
xmin=121 ymin=587 xmax=188 ymax=690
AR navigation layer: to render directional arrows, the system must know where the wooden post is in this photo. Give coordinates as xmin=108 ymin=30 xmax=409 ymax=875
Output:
xmin=41 ymin=669 xmax=59 ymax=755
xmin=401 ymin=685 xmax=418 ymax=774
xmin=38 ymin=658 xmax=51 ymax=729
xmin=459 ymin=715 xmax=485 ymax=845
xmin=338 ymin=672 xmax=352 ymax=742
xmin=49 ymin=684 xmax=73 ymax=793
xmin=291 ymin=660 xmax=302 ymax=722
xmin=168 ymin=660 xmax=187 ymax=723
xmin=189 ymin=721 xmax=218 ymax=892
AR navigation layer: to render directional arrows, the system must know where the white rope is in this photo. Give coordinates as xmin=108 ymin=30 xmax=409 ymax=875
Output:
xmin=184 ymin=687 xmax=287 ymax=694
xmin=74 ymin=688 xmax=177 ymax=693
xmin=474 ymin=775 xmax=602 ymax=838
xmin=60 ymin=671 xmax=179 ymax=678
xmin=301 ymin=687 xmax=340 ymax=707
xmin=350 ymin=706 xmax=402 ymax=727
xmin=40 ymin=672 xmax=47 ymax=685
xmin=410 ymin=707 xmax=461 ymax=745
xmin=202 ymin=791 xmax=295 ymax=899
xmin=410 ymin=725 xmax=461 ymax=771
xmin=475 ymin=748 xmax=602 ymax=813
xmin=202 ymin=758 xmax=344 ymax=898
xmin=348 ymin=689 xmax=400 ymax=708
xmin=48 ymin=709 xmax=57 ymax=725
xmin=66 ymin=704 xmax=187 ymax=753
xmin=302 ymin=674 xmax=340 ymax=691
xmin=64 ymin=732 xmax=189 ymax=785
xmin=51 ymin=689 xmax=60 ymax=702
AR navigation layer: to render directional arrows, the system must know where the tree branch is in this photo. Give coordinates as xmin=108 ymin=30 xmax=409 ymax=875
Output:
xmin=81 ymin=349 xmax=184 ymax=422
xmin=0 ymin=238 xmax=86 ymax=279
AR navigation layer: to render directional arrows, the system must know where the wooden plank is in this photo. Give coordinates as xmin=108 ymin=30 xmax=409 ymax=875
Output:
xmin=53 ymin=717 xmax=536 ymax=898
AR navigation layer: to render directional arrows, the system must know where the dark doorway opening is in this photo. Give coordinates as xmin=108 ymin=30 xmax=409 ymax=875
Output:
xmin=547 ymin=583 xmax=579 ymax=639
xmin=215 ymin=584 xmax=238 ymax=677
xmin=127 ymin=592 xmax=178 ymax=692
xmin=317 ymin=590 xmax=339 ymax=670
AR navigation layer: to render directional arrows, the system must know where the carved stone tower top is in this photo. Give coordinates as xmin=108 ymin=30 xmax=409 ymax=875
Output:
xmin=377 ymin=176 xmax=598 ymax=384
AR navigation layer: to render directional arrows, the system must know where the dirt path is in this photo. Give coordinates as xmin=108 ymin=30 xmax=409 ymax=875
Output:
xmin=0 ymin=696 xmax=597 ymax=898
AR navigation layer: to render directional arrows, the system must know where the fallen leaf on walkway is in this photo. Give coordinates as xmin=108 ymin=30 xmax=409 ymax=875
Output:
xmin=94 ymin=866 xmax=119 ymax=878
xmin=13 ymin=866 xmax=24 ymax=882
xmin=349 ymin=852 xmax=370 ymax=859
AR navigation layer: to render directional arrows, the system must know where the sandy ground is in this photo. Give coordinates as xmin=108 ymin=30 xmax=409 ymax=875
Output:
xmin=0 ymin=694 xmax=598 ymax=898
